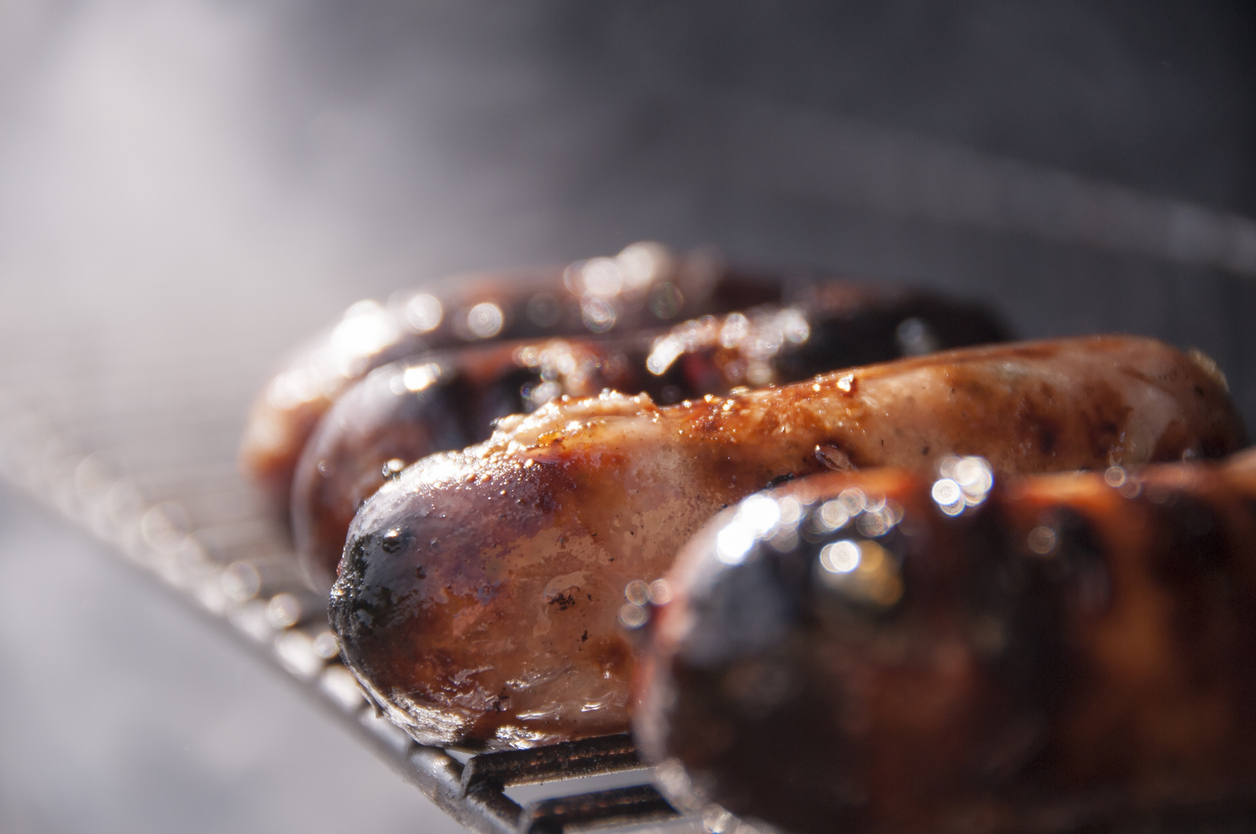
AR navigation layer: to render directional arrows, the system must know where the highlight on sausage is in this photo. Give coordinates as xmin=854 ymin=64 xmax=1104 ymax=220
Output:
xmin=634 ymin=451 xmax=1256 ymax=834
xmin=240 ymin=243 xmax=783 ymax=513
xmin=293 ymin=290 xmax=1009 ymax=589
xmin=328 ymin=336 xmax=1244 ymax=750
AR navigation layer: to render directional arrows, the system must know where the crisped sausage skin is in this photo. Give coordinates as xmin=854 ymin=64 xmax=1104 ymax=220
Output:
xmin=329 ymin=336 xmax=1245 ymax=749
xmin=636 ymin=452 xmax=1256 ymax=834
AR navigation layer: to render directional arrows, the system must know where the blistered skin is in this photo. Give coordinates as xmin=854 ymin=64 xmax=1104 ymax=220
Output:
xmin=636 ymin=453 xmax=1256 ymax=834
xmin=240 ymin=243 xmax=779 ymax=513
xmin=328 ymin=336 xmax=1244 ymax=749
xmin=295 ymin=296 xmax=1008 ymax=589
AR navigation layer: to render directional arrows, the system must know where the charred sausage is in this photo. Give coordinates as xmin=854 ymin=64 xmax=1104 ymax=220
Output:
xmin=328 ymin=336 xmax=1244 ymax=749
xmin=635 ymin=452 xmax=1256 ymax=834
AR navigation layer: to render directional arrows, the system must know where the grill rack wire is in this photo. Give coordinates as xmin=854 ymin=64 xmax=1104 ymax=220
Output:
xmin=0 ymin=323 xmax=751 ymax=834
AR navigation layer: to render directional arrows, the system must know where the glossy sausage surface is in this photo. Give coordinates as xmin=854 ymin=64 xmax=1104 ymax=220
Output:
xmin=635 ymin=452 xmax=1256 ymax=834
xmin=294 ymin=292 xmax=1008 ymax=588
xmin=240 ymin=244 xmax=781 ymax=512
xmin=328 ymin=336 xmax=1245 ymax=749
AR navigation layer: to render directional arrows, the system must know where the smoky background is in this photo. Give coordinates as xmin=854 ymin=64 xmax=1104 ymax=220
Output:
xmin=0 ymin=2 xmax=1253 ymax=832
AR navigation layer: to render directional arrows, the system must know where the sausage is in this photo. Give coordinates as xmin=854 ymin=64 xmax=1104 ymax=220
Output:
xmin=239 ymin=243 xmax=783 ymax=513
xmin=634 ymin=451 xmax=1256 ymax=834
xmin=294 ymin=293 xmax=1009 ymax=589
xmin=291 ymin=338 xmax=640 ymax=590
xmin=327 ymin=336 xmax=1245 ymax=749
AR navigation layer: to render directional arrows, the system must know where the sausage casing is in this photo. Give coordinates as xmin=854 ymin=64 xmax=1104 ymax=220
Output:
xmin=328 ymin=336 xmax=1244 ymax=749
xmin=635 ymin=452 xmax=1256 ymax=834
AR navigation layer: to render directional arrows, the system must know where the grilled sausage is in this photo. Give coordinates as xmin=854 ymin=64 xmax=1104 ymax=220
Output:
xmin=328 ymin=336 xmax=1244 ymax=749
xmin=239 ymin=243 xmax=782 ymax=513
xmin=294 ymin=294 xmax=1008 ymax=589
xmin=635 ymin=451 xmax=1256 ymax=834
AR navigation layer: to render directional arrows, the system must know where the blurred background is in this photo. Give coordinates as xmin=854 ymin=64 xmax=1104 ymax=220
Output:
xmin=0 ymin=2 xmax=1254 ymax=832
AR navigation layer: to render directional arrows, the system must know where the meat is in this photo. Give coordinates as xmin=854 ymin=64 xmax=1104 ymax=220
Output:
xmin=239 ymin=243 xmax=783 ymax=513
xmin=634 ymin=452 xmax=1256 ymax=834
xmin=294 ymin=294 xmax=1008 ymax=589
xmin=327 ymin=336 xmax=1245 ymax=750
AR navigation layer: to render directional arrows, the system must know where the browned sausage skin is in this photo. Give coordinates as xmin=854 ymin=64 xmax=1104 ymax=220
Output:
xmin=635 ymin=451 xmax=1256 ymax=834
xmin=328 ymin=336 xmax=1244 ymax=750
xmin=240 ymin=244 xmax=783 ymax=513
xmin=294 ymin=293 xmax=1009 ymax=589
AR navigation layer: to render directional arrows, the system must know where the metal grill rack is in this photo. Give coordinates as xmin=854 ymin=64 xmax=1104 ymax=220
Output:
xmin=6 ymin=231 xmax=1253 ymax=833
xmin=0 ymin=309 xmax=741 ymax=834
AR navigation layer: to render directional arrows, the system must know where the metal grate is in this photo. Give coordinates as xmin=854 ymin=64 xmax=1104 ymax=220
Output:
xmin=0 ymin=311 xmax=739 ymax=834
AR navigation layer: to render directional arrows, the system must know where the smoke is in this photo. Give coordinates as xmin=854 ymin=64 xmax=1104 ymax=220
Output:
xmin=0 ymin=0 xmax=1253 ymax=388
xmin=3 ymin=2 xmax=1252 ymax=316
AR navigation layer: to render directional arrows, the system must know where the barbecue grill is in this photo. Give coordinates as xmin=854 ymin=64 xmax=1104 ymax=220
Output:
xmin=2 ymin=4 xmax=1255 ymax=831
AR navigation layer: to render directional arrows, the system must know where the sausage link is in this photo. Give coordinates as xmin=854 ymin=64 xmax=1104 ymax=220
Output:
xmin=328 ymin=336 xmax=1244 ymax=749
xmin=294 ymin=293 xmax=1008 ymax=589
xmin=635 ymin=451 xmax=1256 ymax=834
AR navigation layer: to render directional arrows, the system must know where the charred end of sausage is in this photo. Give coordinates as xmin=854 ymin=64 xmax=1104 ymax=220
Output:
xmin=294 ymin=359 xmax=477 ymax=589
xmin=330 ymin=444 xmax=643 ymax=749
